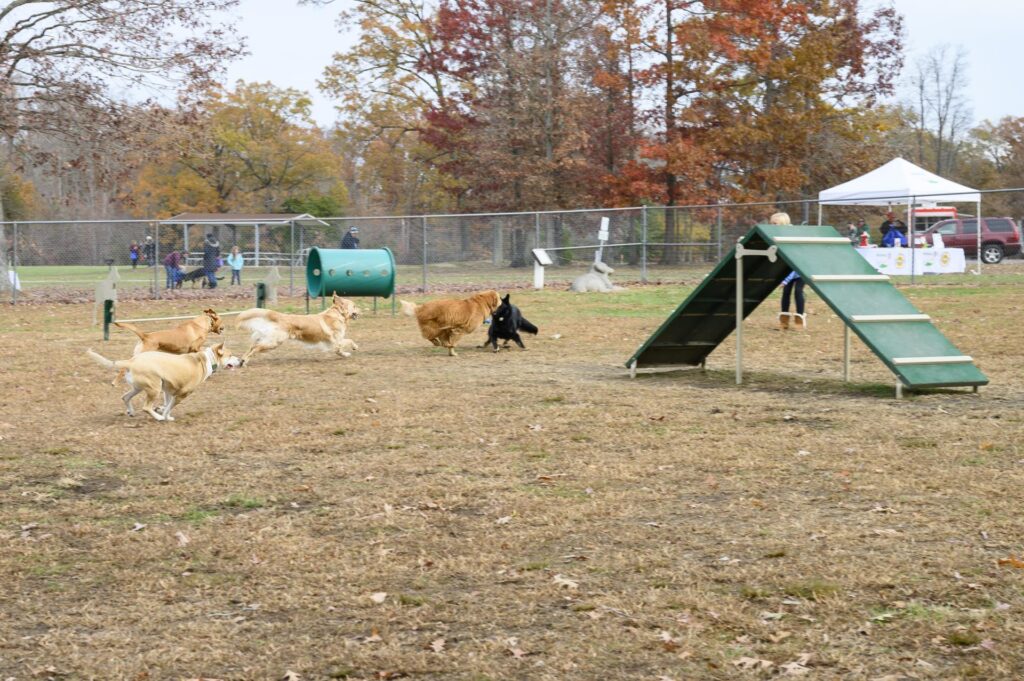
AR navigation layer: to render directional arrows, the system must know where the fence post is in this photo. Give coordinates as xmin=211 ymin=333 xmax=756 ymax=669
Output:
xmin=641 ymin=206 xmax=648 ymax=284
xmin=289 ymin=220 xmax=295 ymax=297
xmin=11 ymin=222 xmax=17 ymax=305
xmin=534 ymin=212 xmax=541 ymax=251
xmin=716 ymin=202 xmax=723 ymax=262
xmin=153 ymin=221 xmax=160 ymax=299
xmin=422 ymin=216 xmax=428 ymax=292
xmin=103 ymin=299 xmax=114 ymax=341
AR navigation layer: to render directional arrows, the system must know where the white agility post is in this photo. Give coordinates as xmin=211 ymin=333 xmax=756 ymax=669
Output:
xmin=595 ymin=217 xmax=609 ymax=264
xmin=735 ymin=239 xmax=744 ymax=385
xmin=532 ymin=248 xmax=552 ymax=290
xmin=843 ymin=325 xmax=851 ymax=382
xmin=733 ymin=240 xmax=778 ymax=385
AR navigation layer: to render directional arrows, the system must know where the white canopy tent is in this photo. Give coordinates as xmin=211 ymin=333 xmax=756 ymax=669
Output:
xmin=817 ymin=157 xmax=982 ymax=272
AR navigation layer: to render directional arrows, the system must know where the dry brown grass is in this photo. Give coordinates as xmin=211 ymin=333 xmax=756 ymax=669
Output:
xmin=2 ymin=280 xmax=1024 ymax=680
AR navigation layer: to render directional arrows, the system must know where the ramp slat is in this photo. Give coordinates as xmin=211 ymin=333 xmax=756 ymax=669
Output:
xmin=811 ymin=274 xmax=890 ymax=282
xmin=892 ymin=355 xmax=973 ymax=365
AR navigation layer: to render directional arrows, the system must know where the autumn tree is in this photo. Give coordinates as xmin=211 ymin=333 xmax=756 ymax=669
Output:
xmin=132 ymin=82 xmax=347 ymax=218
xmin=0 ymin=0 xmax=242 ymax=288
xmin=313 ymin=0 xmax=464 ymax=214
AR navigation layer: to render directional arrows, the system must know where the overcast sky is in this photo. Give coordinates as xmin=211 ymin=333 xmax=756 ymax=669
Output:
xmin=224 ymin=0 xmax=1023 ymax=128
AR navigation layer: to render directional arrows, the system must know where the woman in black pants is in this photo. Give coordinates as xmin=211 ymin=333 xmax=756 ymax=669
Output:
xmin=769 ymin=212 xmax=806 ymax=330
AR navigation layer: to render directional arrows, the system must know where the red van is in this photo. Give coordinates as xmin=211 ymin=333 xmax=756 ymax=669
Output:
xmin=921 ymin=217 xmax=1022 ymax=264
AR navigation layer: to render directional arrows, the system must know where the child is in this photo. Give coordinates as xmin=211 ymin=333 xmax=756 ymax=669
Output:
xmin=129 ymin=241 xmax=140 ymax=269
xmin=227 ymin=246 xmax=244 ymax=285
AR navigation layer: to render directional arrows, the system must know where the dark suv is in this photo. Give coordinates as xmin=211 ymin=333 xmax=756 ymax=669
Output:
xmin=921 ymin=217 xmax=1022 ymax=264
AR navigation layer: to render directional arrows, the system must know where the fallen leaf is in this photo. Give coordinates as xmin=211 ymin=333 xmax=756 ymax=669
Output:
xmin=369 ymin=592 xmax=388 ymax=604
xmin=364 ymin=628 xmax=382 ymax=643
xmin=553 ymin=574 xmax=579 ymax=589
xmin=768 ymin=631 xmax=792 ymax=643
xmin=760 ymin=611 xmax=784 ymax=621
xmin=131 ymin=523 xmax=146 ymax=532
xmin=495 ymin=516 xmax=512 ymax=525
xmin=997 ymin=555 xmax=1024 ymax=569
xmin=281 ymin=673 xmax=300 ymax=681
xmin=430 ymin=637 xmax=445 ymax=653
xmin=733 ymin=656 xmax=773 ymax=671
xmin=175 ymin=531 xmax=191 ymax=547
xmin=508 ymin=646 xmax=527 ymax=659
xmin=528 ymin=424 xmax=544 ymax=431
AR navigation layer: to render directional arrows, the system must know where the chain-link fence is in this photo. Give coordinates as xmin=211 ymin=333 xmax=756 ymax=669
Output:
xmin=3 ymin=192 xmax=1023 ymax=304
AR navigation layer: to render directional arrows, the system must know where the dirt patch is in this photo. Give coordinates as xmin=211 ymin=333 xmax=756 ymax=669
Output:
xmin=1 ymin=282 xmax=1023 ymax=679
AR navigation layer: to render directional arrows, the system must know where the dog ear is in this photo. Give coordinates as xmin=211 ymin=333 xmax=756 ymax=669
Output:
xmin=204 ymin=308 xmax=216 ymax=316
xmin=502 ymin=294 xmax=510 ymax=303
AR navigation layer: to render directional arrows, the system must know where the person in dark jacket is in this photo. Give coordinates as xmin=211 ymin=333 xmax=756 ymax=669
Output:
xmin=341 ymin=226 xmax=360 ymax=249
xmin=203 ymin=234 xmax=221 ymax=288
xmin=143 ymin=236 xmax=155 ymax=266
xmin=878 ymin=212 xmax=906 ymax=243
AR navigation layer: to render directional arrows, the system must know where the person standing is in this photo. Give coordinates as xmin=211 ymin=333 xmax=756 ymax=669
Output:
xmin=769 ymin=212 xmax=807 ymax=330
xmin=163 ymin=250 xmax=182 ymax=289
xmin=227 ymin=246 xmax=244 ymax=286
xmin=129 ymin=241 xmax=140 ymax=269
xmin=202 ymin=233 xmax=220 ymax=288
xmin=878 ymin=212 xmax=906 ymax=243
xmin=143 ymin=235 xmax=155 ymax=266
xmin=341 ymin=226 xmax=360 ymax=249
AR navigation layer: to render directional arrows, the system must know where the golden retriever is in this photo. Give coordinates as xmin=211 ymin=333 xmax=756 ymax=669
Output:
xmin=400 ymin=290 xmax=500 ymax=356
xmin=236 ymin=294 xmax=359 ymax=365
xmin=87 ymin=343 xmax=240 ymax=421
xmin=112 ymin=308 xmax=223 ymax=385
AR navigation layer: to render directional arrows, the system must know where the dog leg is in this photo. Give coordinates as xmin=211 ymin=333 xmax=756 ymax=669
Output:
xmin=512 ymin=333 xmax=526 ymax=349
xmin=121 ymin=386 xmax=142 ymax=416
xmin=160 ymin=391 xmax=177 ymax=422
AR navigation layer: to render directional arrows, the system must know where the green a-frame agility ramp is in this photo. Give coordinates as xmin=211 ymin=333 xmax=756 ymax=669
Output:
xmin=626 ymin=224 xmax=988 ymax=398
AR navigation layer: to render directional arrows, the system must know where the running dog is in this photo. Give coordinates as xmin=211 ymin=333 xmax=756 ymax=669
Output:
xmin=482 ymin=293 xmax=538 ymax=352
xmin=87 ymin=343 xmax=240 ymax=421
xmin=113 ymin=309 xmax=223 ymax=385
xmin=400 ymin=290 xmax=500 ymax=356
xmin=235 ymin=294 xmax=360 ymax=365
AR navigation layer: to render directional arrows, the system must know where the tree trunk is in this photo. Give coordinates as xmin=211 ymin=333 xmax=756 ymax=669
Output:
xmin=660 ymin=0 xmax=679 ymax=265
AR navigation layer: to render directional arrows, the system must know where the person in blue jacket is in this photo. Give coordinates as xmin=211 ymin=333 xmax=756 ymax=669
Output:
xmin=227 ymin=246 xmax=244 ymax=285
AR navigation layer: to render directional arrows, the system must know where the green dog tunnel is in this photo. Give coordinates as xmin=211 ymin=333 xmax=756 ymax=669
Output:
xmin=306 ymin=248 xmax=396 ymax=298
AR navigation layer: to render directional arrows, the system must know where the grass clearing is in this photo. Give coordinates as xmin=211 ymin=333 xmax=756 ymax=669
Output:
xmin=2 ymin=278 xmax=1024 ymax=679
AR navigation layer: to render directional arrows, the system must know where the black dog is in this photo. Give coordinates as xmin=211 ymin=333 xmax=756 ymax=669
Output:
xmin=179 ymin=267 xmax=223 ymax=289
xmin=483 ymin=294 xmax=538 ymax=352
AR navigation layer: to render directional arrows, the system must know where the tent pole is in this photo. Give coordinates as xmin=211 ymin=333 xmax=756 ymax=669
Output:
xmin=976 ymin=199 xmax=982 ymax=274
xmin=908 ymin=197 xmax=915 ymax=285
xmin=817 ymin=203 xmax=822 ymax=227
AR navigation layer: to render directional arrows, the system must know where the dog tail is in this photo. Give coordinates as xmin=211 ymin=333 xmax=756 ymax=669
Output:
xmin=236 ymin=308 xmax=270 ymax=329
xmin=399 ymin=300 xmax=418 ymax=318
xmin=113 ymin=321 xmax=146 ymax=340
xmin=86 ymin=349 xmax=129 ymax=370
xmin=519 ymin=318 xmax=539 ymax=335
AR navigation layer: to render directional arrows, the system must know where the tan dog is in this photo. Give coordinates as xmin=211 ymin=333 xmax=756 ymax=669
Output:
xmin=400 ymin=290 xmax=500 ymax=356
xmin=236 ymin=294 xmax=359 ymax=365
xmin=116 ymin=308 xmax=224 ymax=354
xmin=87 ymin=343 xmax=240 ymax=421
